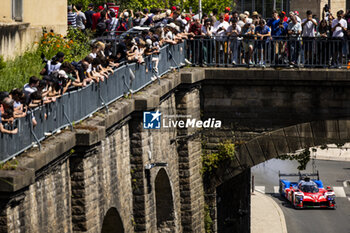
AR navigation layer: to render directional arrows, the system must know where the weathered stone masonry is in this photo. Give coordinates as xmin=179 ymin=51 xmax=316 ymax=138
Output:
xmin=2 ymin=68 xmax=350 ymax=233
xmin=0 ymin=70 xmax=208 ymax=233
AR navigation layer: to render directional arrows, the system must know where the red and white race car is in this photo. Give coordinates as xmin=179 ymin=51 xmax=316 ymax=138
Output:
xmin=279 ymin=171 xmax=336 ymax=209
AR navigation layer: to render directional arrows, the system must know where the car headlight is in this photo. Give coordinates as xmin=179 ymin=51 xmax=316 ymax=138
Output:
xmin=295 ymin=195 xmax=303 ymax=201
xmin=327 ymin=195 xmax=335 ymax=201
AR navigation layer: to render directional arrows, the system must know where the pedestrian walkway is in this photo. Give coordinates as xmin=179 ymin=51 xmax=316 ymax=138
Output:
xmin=251 ymin=190 xmax=288 ymax=233
xmin=313 ymin=144 xmax=350 ymax=161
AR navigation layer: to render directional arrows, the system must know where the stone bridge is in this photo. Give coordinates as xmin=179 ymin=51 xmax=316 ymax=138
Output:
xmin=1 ymin=68 xmax=350 ymax=233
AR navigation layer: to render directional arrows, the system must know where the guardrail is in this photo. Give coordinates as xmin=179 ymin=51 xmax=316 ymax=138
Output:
xmin=0 ymin=43 xmax=185 ymax=162
xmin=187 ymin=36 xmax=350 ymax=68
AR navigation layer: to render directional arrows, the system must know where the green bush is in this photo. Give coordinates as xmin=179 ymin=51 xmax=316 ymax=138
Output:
xmin=202 ymin=140 xmax=236 ymax=175
xmin=0 ymin=56 xmax=6 ymax=70
xmin=0 ymin=28 xmax=91 ymax=91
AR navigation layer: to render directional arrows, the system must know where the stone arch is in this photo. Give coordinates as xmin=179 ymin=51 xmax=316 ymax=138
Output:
xmin=209 ymin=119 xmax=350 ymax=189
xmin=154 ymin=168 xmax=175 ymax=231
xmin=101 ymin=207 xmax=125 ymax=233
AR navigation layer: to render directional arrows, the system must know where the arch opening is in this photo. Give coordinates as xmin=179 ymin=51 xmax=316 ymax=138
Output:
xmin=155 ymin=168 xmax=175 ymax=231
xmin=101 ymin=207 xmax=124 ymax=233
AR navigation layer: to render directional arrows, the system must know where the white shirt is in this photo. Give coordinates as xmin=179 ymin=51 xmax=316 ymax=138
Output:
xmin=332 ymin=18 xmax=347 ymax=37
xmin=288 ymin=16 xmax=301 ymax=23
xmin=237 ymin=20 xmax=245 ymax=28
xmin=213 ymin=20 xmax=230 ymax=37
xmin=23 ymin=84 xmax=37 ymax=97
xmin=46 ymin=60 xmax=61 ymax=75
xmin=165 ymin=31 xmax=174 ymax=40
xmin=89 ymin=52 xmax=97 ymax=59
xmin=246 ymin=18 xmax=253 ymax=24
xmin=227 ymin=24 xmax=242 ymax=40
xmin=301 ymin=18 xmax=316 ymax=37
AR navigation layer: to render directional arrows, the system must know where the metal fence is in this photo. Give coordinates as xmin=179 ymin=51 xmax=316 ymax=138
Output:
xmin=0 ymin=43 xmax=185 ymax=162
xmin=186 ymin=36 xmax=350 ymax=68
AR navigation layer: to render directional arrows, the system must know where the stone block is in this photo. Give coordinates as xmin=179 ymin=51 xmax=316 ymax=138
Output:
xmin=310 ymin=121 xmax=328 ymax=146
xmin=0 ymin=168 xmax=34 ymax=192
xmin=338 ymin=119 xmax=350 ymax=141
xmin=180 ymin=69 xmax=205 ymax=83
xmin=269 ymin=129 xmax=290 ymax=155
xmin=18 ymin=131 xmax=76 ymax=172
xmin=75 ymin=126 xmax=106 ymax=146
xmin=283 ymin=125 xmax=302 ymax=153
xmin=325 ymin=120 xmax=340 ymax=141
xmin=133 ymin=94 xmax=160 ymax=110
xmin=235 ymin=145 xmax=254 ymax=168
xmin=245 ymin=139 xmax=266 ymax=165
xmin=105 ymin=100 xmax=135 ymax=129
xmin=256 ymin=135 xmax=278 ymax=160
xmin=296 ymin=122 xmax=315 ymax=148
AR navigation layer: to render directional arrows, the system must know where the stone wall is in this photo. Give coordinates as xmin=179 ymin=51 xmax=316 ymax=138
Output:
xmin=70 ymin=124 xmax=134 ymax=233
xmin=0 ymin=154 xmax=72 ymax=233
xmin=176 ymin=87 xmax=205 ymax=232
xmin=130 ymin=93 xmax=183 ymax=232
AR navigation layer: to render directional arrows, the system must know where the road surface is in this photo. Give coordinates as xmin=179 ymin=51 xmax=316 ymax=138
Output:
xmin=252 ymin=159 xmax=350 ymax=233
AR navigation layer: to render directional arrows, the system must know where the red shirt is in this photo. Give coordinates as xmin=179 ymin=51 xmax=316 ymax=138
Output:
xmin=92 ymin=12 xmax=101 ymax=30
xmin=189 ymin=22 xmax=202 ymax=36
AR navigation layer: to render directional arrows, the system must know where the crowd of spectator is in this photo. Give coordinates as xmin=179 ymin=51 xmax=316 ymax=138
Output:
xmin=2 ymin=3 xmax=350 ymax=135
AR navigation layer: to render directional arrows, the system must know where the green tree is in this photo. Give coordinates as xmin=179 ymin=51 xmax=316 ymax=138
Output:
xmin=67 ymin=0 xmax=234 ymax=16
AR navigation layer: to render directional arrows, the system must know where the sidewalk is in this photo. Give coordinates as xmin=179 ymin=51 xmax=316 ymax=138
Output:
xmin=313 ymin=144 xmax=350 ymax=162
xmin=251 ymin=191 xmax=288 ymax=233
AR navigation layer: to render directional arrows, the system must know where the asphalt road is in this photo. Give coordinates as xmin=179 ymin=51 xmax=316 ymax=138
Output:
xmin=251 ymin=159 xmax=350 ymax=233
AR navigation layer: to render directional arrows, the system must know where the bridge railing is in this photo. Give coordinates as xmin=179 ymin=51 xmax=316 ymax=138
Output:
xmin=0 ymin=43 xmax=186 ymax=162
xmin=186 ymin=36 xmax=350 ymax=68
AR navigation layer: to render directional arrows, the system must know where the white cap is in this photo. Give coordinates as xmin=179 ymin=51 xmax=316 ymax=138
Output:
xmin=124 ymin=12 xmax=129 ymax=17
xmin=166 ymin=9 xmax=171 ymax=16
xmin=146 ymin=39 xmax=152 ymax=45
xmin=193 ymin=15 xmax=199 ymax=20
xmin=244 ymin=11 xmax=250 ymax=16
xmin=58 ymin=70 xmax=68 ymax=79
xmin=168 ymin=22 xmax=176 ymax=28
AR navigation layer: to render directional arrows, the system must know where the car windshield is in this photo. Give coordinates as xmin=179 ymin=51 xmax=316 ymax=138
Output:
xmin=301 ymin=184 xmax=319 ymax=193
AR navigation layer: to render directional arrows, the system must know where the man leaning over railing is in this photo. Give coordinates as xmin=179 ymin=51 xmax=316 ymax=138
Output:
xmin=0 ymin=95 xmax=18 ymax=135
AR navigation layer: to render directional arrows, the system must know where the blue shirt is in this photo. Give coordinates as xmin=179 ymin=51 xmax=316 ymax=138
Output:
xmin=0 ymin=110 xmax=2 ymax=124
xmin=274 ymin=20 xmax=288 ymax=37
xmin=268 ymin=18 xmax=280 ymax=36
xmin=255 ymin=25 xmax=270 ymax=35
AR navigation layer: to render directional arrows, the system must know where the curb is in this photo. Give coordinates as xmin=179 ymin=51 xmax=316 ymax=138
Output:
xmin=254 ymin=190 xmax=288 ymax=233
xmin=315 ymin=156 xmax=350 ymax=162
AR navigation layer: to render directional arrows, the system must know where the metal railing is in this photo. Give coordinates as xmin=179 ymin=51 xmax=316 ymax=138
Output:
xmin=186 ymin=36 xmax=350 ymax=68
xmin=0 ymin=43 xmax=185 ymax=162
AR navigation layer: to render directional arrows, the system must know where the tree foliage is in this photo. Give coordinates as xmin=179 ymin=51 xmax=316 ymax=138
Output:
xmin=201 ymin=140 xmax=236 ymax=175
xmin=277 ymin=148 xmax=311 ymax=171
xmin=67 ymin=0 xmax=234 ymax=16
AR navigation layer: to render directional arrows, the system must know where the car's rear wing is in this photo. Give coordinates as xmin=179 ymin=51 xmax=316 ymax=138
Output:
xmin=279 ymin=170 xmax=319 ymax=180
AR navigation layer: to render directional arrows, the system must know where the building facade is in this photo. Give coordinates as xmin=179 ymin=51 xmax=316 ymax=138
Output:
xmin=0 ymin=0 xmax=67 ymax=60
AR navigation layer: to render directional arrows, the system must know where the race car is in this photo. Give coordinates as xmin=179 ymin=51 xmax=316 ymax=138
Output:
xmin=279 ymin=171 xmax=336 ymax=209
